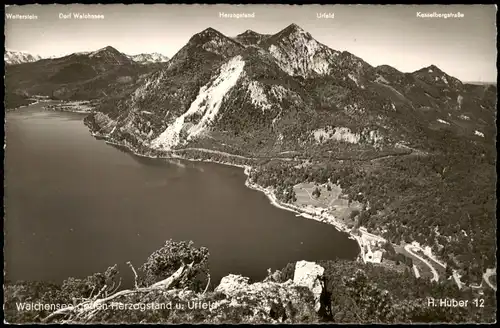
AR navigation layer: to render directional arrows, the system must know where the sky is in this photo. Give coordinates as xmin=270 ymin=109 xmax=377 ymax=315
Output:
xmin=5 ymin=4 xmax=497 ymax=82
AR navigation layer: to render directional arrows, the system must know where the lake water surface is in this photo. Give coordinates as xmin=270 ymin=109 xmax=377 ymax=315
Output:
xmin=4 ymin=102 xmax=359 ymax=287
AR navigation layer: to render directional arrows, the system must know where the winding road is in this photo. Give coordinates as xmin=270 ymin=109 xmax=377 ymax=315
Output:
xmin=404 ymin=244 xmax=439 ymax=282
xmin=178 ymin=147 xmax=414 ymax=163
xmin=177 ymin=148 xmax=253 ymax=160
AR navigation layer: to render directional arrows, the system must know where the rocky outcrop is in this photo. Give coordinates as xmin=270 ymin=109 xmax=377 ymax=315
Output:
xmin=33 ymin=261 xmax=327 ymax=324
xmin=215 ymin=274 xmax=251 ymax=295
xmin=211 ymin=261 xmax=325 ymax=323
xmin=214 ymin=273 xmax=318 ymax=323
xmin=293 ymin=260 xmax=325 ymax=312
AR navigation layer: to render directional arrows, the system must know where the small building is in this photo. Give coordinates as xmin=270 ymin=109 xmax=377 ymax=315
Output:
xmin=365 ymin=250 xmax=383 ymax=264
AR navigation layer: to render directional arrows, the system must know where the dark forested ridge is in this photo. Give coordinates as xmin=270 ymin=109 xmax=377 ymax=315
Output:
xmin=249 ymin=137 xmax=496 ymax=284
xmin=4 ymin=92 xmax=37 ymax=110
xmin=4 ymin=47 xmax=160 ymax=109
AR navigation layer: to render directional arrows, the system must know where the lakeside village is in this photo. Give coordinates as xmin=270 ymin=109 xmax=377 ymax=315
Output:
xmin=284 ymin=181 xmax=389 ymax=265
xmin=42 ymin=99 xmax=96 ymax=113
xmin=10 ymin=95 xmax=96 ymax=113
xmin=266 ymin=179 xmax=494 ymax=292
xmin=251 ymin=178 xmax=446 ymax=282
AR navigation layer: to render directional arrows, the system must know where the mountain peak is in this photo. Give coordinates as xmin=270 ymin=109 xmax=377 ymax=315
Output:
xmin=101 ymin=46 xmax=121 ymax=53
xmin=415 ymin=64 xmax=444 ymax=74
xmin=259 ymin=23 xmax=337 ymax=78
xmin=238 ymin=29 xmax=259 ymax=37
xmin=88 ymin=46 xmax=131 ymax=64
xmin=412 ymin=64 xmax=464 ymax=88
xmin=182 ymin=27 xmax=245 ymax=59
xmin=235 ymin=29 xmax=270 ymax=46
xmin=282 ymin=23 xmax=306 ymax=34
xmin=199 ymin=27 xmax=223 ymax=37
xmin=427 ymin=64 xmax=441 ymax=71
xmin=189 ymin=27 xmax=230 ymax=44
xmin=273 ymin=23 xmax=311 ymax=40
xmin=286 ymin=23 xmax=302 ymax=30
xmin=90 ymin=46 xmax=122 ymax=56
xmin=94 ymin=46 xmax=110 ymax=51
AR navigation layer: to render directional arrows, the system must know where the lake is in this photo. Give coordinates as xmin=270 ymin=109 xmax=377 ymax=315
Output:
xmin=4 ymin=102 xmax=359 ymax=287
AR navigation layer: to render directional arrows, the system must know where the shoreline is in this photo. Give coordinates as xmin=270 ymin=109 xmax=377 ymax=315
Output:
xmin=92 ymin=129 xmax=467 ymax=283
xmin=90 ymin=124 xmax=481 ymax=284
xmin=43 ymin=100 xmax=95 ymax=114
xmin=7 ymin=99 xmax=42 ymax=111
xmin=98 ymin=135 xmax=369 ymax=259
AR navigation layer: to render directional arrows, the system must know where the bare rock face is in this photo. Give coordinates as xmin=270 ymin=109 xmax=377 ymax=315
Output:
xmin=293 ymin=260 xmax=325 ymax=312
xmin=214 ymin=273 xmax=318 ymax=323
xmin=215 ymin=274 xmax=250 ymax=295
xmin=212 ymin=262 xmax=326 ymax=323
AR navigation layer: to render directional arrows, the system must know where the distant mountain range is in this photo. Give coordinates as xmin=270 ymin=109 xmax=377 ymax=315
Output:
xmin=127 ymin=52 xmax=169 ymax=64
xmin=4 ymin=50 xmax=42 ymax=65
xmin=4 ymin=49 xmax=169 ymax=66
